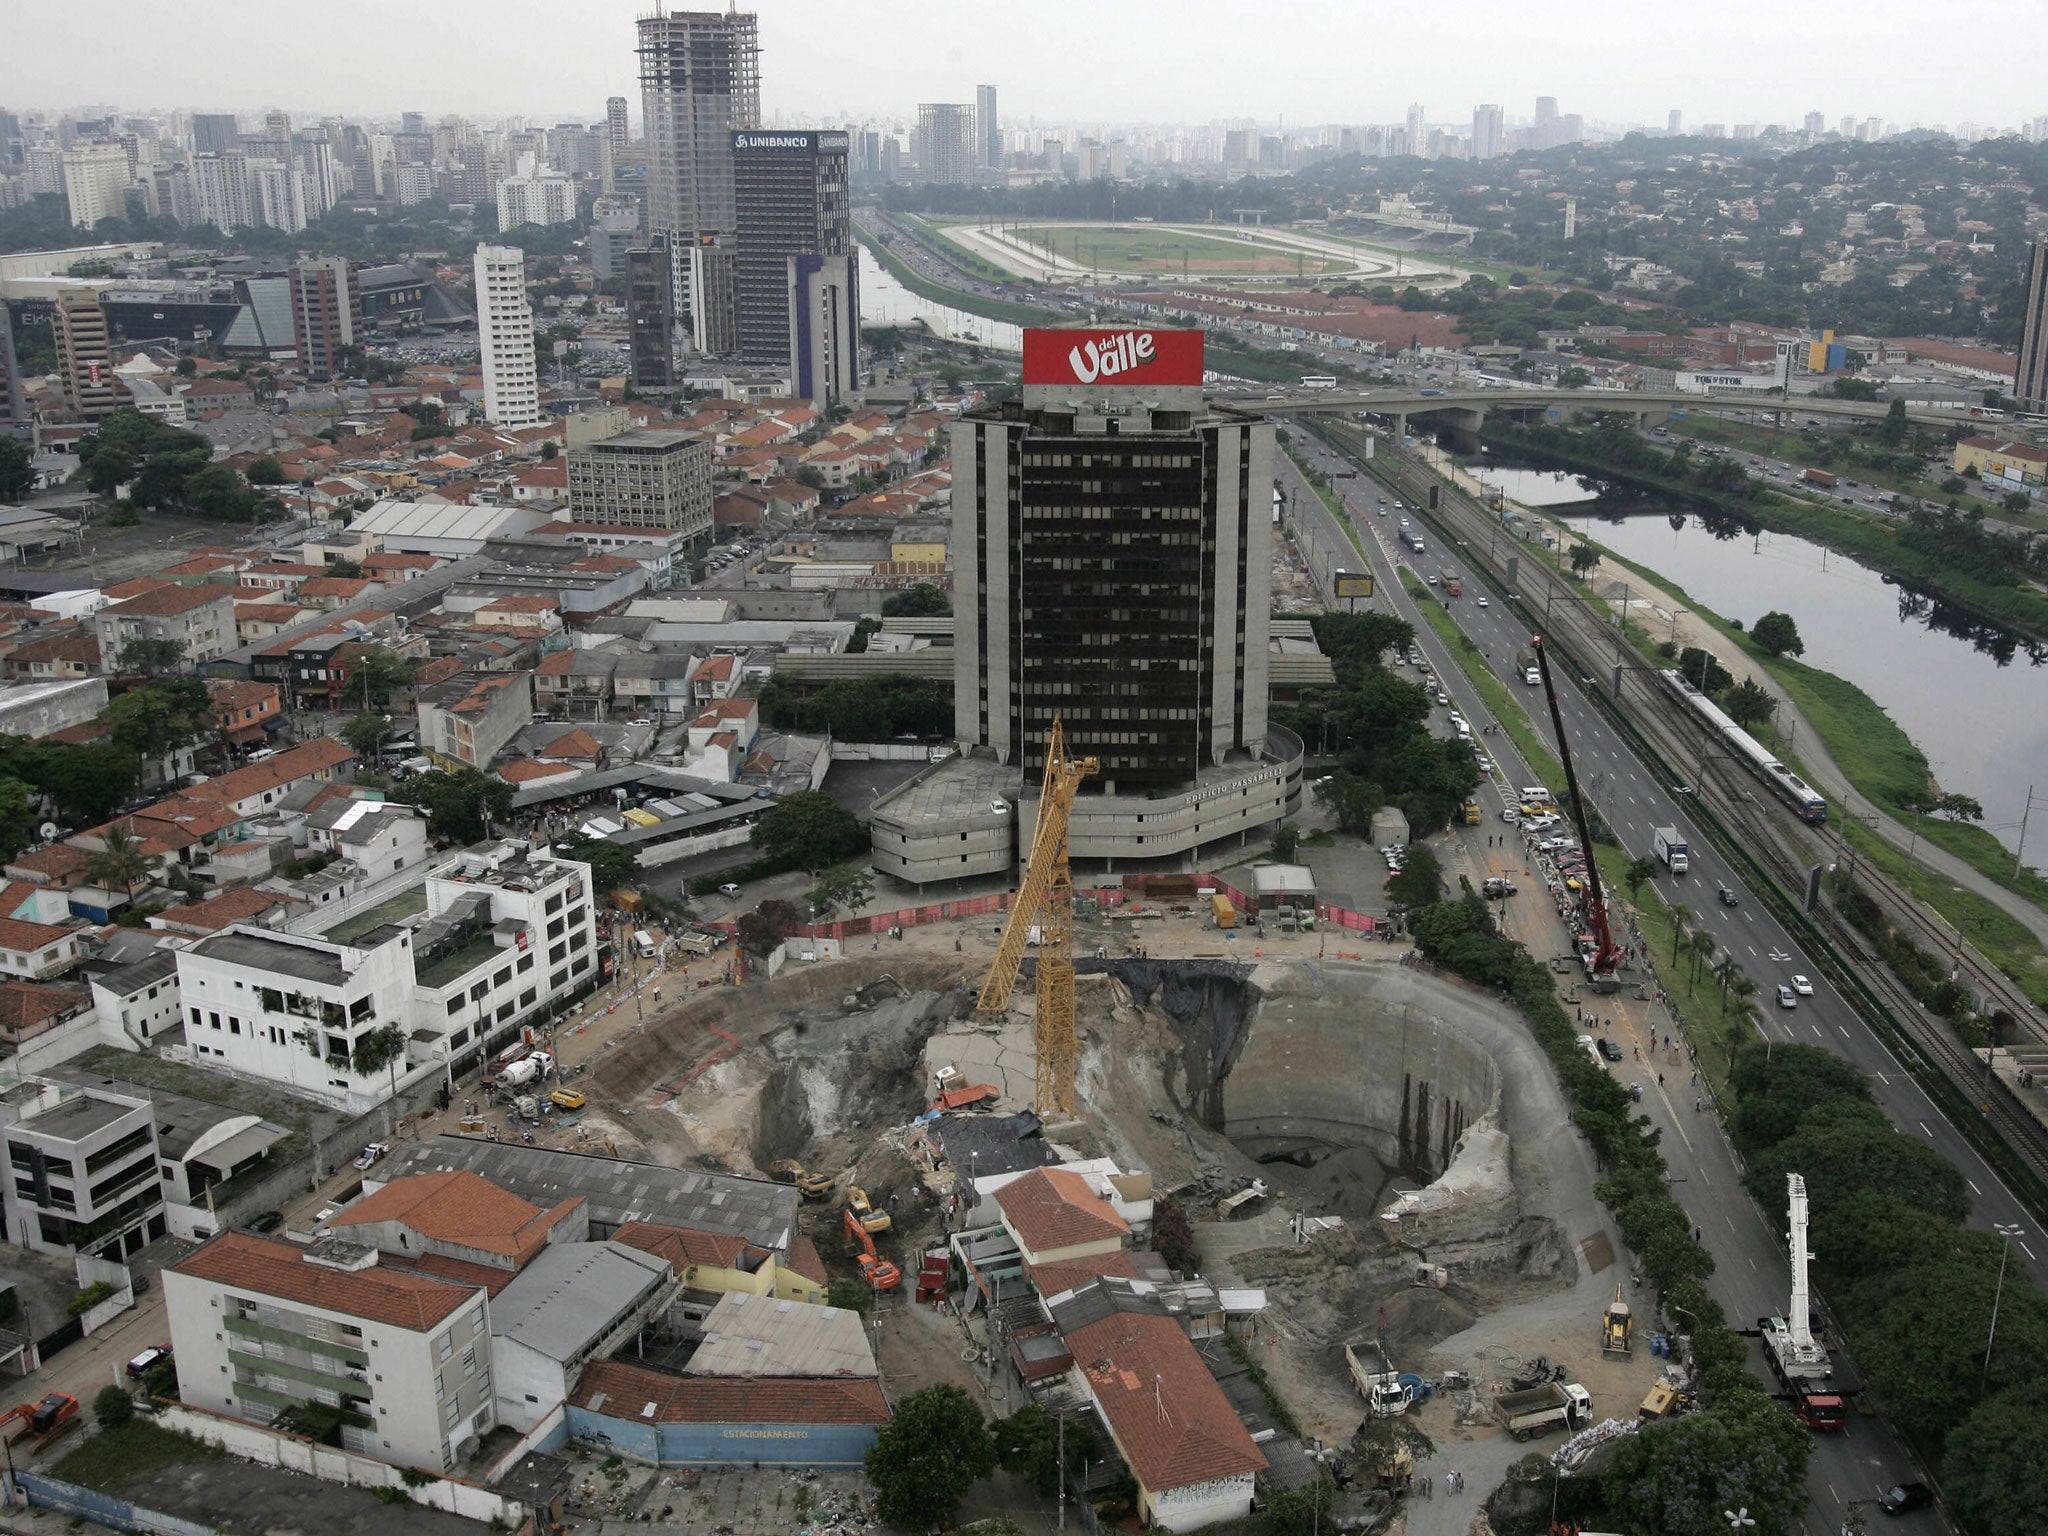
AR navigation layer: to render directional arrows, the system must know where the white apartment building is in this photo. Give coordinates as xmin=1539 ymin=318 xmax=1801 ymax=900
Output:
xmin=166 ymin=1231 xmax=495 ymax=1470
xmin=246 ymin=158 xmax=306 ymax=235
xmin=192 ymin=151 xmax=253 ymax=234
xmin=172 ymin=843 xmax=598 ymax=1109
xmin=496 ymin=154 xmax=575 ymax=231
xmin=474 ymin=244 xmax=542 ymax=428
xmin=0 ymin=1076 xmax=166 ymax=1260
xmin=62 ymin=143 xmax=131 ymax=230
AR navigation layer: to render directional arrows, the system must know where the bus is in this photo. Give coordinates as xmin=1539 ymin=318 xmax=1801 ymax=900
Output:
xmin=1301 ymin=375 xmax=1339 ymax=390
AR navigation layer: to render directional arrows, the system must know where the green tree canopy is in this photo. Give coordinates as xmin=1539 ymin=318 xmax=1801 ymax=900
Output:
xmin=1313 ymin=770 xmax=1383 ymax=835
xmin=345 ymin=647 xmax=417 ymax=708
xmin=1675 ymin=646 xmax=1733 ymax=694
xmin=341 ymin=712 xmax=395 ymax=756
xmin=392 ymin=767 xmax=515 ymax=844
xmin=1720 ymin=678 xmax=1777 ymax=729
xmin=0 ymin=438 xmax=31 ymax=502
xmin=863 ymin=1384 xmax=997 ymax=1531
xmin=751 ymin=791 xmax=867 ymax=873
xmin=115 ymin=636 xmax=187 ymax=679
xmin=1568 ymin=542 xmax=1602 ymax=576
xmin=806 ymin=863 xmax=874 ymax=918
xmin=1387 ymin=844 xmax=1444 ymax=908
xmin=991 ymin=1403 xmax=1097 ymax=1498
xmin=102 ymin=679 xmax=209 ymax=762
xmin=1750 ymin=611 xmax=1805 ymax=658
xmin=880 ymin=582 xmax=952 ymax=618
xmin=554 ymin=836 xmax=637 ymax=896
xmin=1742 ymin=1110 xmax=1969 ymax=1224
xmin=1943 ymin=1386 xmax=2048 ymax=1536
xmin=1727 ymin=1042 xmax=1874 ymax=1154
xmin=245 ymin=454 xmax=286 ymax=485
xmin=1601 ymin=1407 xmax=1808 ymax=1536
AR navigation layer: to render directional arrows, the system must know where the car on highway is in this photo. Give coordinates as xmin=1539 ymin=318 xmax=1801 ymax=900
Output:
xmin=1791 ymin=975 xmax=1814 ymax=996
xmin=1476 ymin=596 xmax=1489 ymax=607
xmin=1776 ymin=985 xmax=1799 ymax=1009
xmin=127 ymin=1345 xmax=171 ymax=1378
xmin=1878 ymin=1483 xmax=1932 ymax=1516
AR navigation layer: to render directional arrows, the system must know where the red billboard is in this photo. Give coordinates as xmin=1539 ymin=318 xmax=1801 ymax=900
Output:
xmin=1023 ymin=328 xmax=1203 ymax=388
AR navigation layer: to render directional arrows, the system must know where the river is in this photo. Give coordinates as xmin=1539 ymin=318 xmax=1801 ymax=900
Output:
xmin=857 ymin=247 xmax=1022 ymax=352
xmin=1548 ymin=505 xmax=2048 ymax=855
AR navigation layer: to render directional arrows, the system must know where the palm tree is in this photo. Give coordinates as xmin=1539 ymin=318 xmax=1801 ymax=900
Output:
xmin=1668 ymin=903 xmax=1694 ymax=967
xmin=1714 ymin=954 xmax=1742 ymax=1015
xmin=1729 ymin=976 xmax=1759 ymax=1040
xmin=86 ymin=824 xmax=150 ymax=904
xmin=1689 ymin=928 xmax=1717 ymax=986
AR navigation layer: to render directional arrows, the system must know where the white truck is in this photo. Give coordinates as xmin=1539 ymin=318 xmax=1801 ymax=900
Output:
xmin=1494 ymin=1381 xmax=1594 ymax=1441
xmin=497 ymin=1051 xmax=554 ymax=1090
xmin=1652 ymin=826 xmax=1690 ymax=875
xmin=1344 ymin=1341 xmax=1416 ymax=1418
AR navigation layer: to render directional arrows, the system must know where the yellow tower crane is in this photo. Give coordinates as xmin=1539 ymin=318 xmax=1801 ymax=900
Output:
xmin=977 ymin=719 xmax=1099 ymax=1118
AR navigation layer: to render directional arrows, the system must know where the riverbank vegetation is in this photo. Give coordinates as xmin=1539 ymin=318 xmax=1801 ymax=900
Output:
xmin=851 ymin=224 xmax=1060 ymax=330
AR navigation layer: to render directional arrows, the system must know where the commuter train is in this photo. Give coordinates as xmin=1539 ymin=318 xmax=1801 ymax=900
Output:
xmin=1657 ymin=669 xmax=1827 ymax=824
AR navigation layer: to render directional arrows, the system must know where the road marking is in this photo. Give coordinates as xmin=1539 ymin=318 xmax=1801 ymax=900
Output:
xmin=1919 ymin=1121 xmax=1933 ymax=1138
xmin=1969 ymin=1179 xmax=1982 ymax=1195
xmin=1838 ymin=1025 xmax=1850 ymax=1039
xmin=2025 ymin=1242 xmax=2038 ymax=1262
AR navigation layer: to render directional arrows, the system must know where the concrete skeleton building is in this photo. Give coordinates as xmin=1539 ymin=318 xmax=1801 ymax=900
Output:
xmin=474 ymin=244 xmax=543 ymax=428
xmin=873 ymin=327 xmax=1300 ymax=883
xmin=2016 ymin=238 xmax=2048 ymax=414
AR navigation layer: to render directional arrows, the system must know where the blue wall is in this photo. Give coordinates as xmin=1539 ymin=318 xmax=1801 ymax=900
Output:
xmin=564 ymin=1406 xmax=879 ymax=1468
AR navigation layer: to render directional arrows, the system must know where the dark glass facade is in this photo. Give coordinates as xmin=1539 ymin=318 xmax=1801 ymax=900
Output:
xmin=731 ymin=132 xmax=849 ymax=365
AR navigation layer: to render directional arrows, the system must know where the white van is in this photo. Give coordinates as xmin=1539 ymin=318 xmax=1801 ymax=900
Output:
xmin=633 ymin=929 xmax=657 ymax=958
xmin=1520 ymin=786 xmax=1552 ymax=805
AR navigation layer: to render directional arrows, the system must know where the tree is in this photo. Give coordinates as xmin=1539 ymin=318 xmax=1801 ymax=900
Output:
xmin=1744 ymin=1114 xmax=1969 ymax=1225
xmin=880 ymin=583 xmax=951 ymax=618
xmin=825 ymin=1277 xmax=871 ymax=1313
xmin=345 ymin=647 xmax=416 ymax=709
xmin=0 ymin=437 xmax=32 ymax=502
xmin=1688 ymin=927 xmax=1717 ymax=984
xmin=245 ymin=454 xmax=286 ymax=485
xmin=116 ymin=636 xmax=186 ymax=678
xmin=350 ymin=1022 xmax=407 ymax=1084
xmin=1568 ymin=542 xmax=1601 ymax=577
xmin=341 ymin=712 xmax=394 ymax=756
xmin=1387 ymin=845 xmax=1443 ymax=908
xmin=1313 ymin=770 xmax=1382 ymax=835
xmin=1602 ymin=1410 xmax=1808 ymax=1536
xmin=393 ymin=767 xmax=515 ymax=844
xmin=1943 ymin=1387 xmax=2048 ymax=1536
xmin=993 ymin=1403 xmax=1098 ymax=1498
xmin=85 ymin=444 xmax=136 ymax=496
xmin=1262 ymin=1484 xmax=1339 ymax=1536
xmin=1623 ymin=856 xmax=1658 ymax=906
xmin=1667 ymin=902 xmax=1693 ymax=966
xmin=103 ymin=679 xmax=209 ymax=762
xmin=555 ymin=837 xmax=637 ymax=896
xmin=23 ymin=741 xmax=136 ymax=825
xmin=183 ymin=463 xmax=266 ymax=522
xmin=92 ymin=1384 xmax=134 ymax=1429
xmin=1676 ymin=646 xmax=1733 ymax=695
xmin=1557 ymin=365 xmax=1593 ymax=389
xmin=807 ymin=863 xmax=874 ymax=918
xmin=0 ymin=779 xmax=38 ymax=861
xmin=1750 ymin=611 xmax=1804 ymax=658
xmin=1934 ymin=792 xmax=1986 ymax=822
xmin=1721 ymin=679 xmax=1777 ymax=729
xmin=736 ymin=899 xmax=801 ymax=960
xmin=1827 ymin=376 xmax=1881 ymax=402
xmin=1878 ymin=396 xmax=1910 ymax=447
xmin=1271 ymin=824 xmax=1300 ymax=862
xmin=86 ymin=825 xmax=151 ymax=901
xmin=750 ymin=790 xmax=866 ymax=873
xmin=863 ymin=1384 xmax=997 ymax=1531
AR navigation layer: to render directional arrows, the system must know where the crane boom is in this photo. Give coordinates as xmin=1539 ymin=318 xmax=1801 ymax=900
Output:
xmin=1530 ymin=635 xmax=1621 ymax=982
xmin=1784 ymin=1173 xmax=1824 ymax=1361
xmin=977 ymin=719 xmax=1099 ymax=1117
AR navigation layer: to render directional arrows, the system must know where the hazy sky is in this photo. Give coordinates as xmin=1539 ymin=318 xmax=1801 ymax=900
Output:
xmin=6 ymin=0 xmax=2044 ymax=132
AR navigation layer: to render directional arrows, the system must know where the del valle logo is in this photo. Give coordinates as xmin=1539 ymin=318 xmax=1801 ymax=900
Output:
xmin=1065 ymin=330 xmax=1156 ymax=383
xmin=1023 ymin=327 xmax=1204 ymax=387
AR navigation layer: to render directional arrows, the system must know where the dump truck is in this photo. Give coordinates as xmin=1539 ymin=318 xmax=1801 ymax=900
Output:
xmin=1462 ymin=800 xmax=1484 ymax=826
xmin=1344 ymin=1341 xmax=1417 ymax=1418
xmin=769 ymin=1160 xmax=836 ymax=1200
xmin=1494 ymin=1381 xmax=1594 ymax=1441
xmin=1652 ymin=825 xmax=1690 ymax=874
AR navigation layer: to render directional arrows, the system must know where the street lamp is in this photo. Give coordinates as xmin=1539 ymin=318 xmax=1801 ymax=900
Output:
xmin=1725 ymin=1509 xmax=1756 ymax=1535
xmin=1983 ymin=1222 xmax=2025 ymax=1392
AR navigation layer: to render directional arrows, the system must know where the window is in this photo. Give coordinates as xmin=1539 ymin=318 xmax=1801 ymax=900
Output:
xmin=461 ymin=1346 xmax=476 ymax=1375
xmin=517 ymin=954 xmax=534 ymax=973
xmin=471 ymin=1312 xmax=484 ymax=1337
xmin=433 ymin=1370 xmax=445 ymax=1396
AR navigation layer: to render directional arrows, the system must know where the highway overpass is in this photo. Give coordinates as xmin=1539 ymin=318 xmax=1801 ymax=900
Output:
xmin=1256 ymin=387 xmax=1984 ymax=440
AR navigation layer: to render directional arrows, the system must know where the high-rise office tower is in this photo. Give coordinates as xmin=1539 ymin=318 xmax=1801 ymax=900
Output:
xmin=1803 ymin=111 xmax=1826 ymax=136
xmin=192 ymin=113 xmax=239 ymax=154
xmin=474 ymin=244 xmax=543 ymax=428
xmin=264 ymin=110 xmax=291 ymax=143
xmin=52 ymin=289 xmax=117 ymax=419
xmin=917 ymin=104 xmax=974 ymax=184
xmin=1405 ymin=104 xmax=1427 ymax=158
xmin=926 ymin=326 xmax=1294 ymax=870
xmin=788 ymin=253 xmax=857 ymax=410
xmin=62 ymin=143 xmax=130 ymax=229
xmin=1535 ymin=96 xmax=1559 ymax=126
xmin=1668 ymin=109 xmax=1683 ymax=135
xmin=192 ymin=151 xmax=252 ymax=234
xmin=289 ymin=257 xmax=363 ymax=379
xmin=2014 ymin=240 xmax=2048 ymax=413
xmin=401 ymin=112 xmax=426 ymax=136
xmin=606 ymin=96 xmax=630 ymax=155
xmin=625 ymin=236 xmax=677 ymax=393
xmin=976 ymin=84 xmax=1000 ymax=169
xmin=731 ymin=129 xmax=850 ymax=366
xmin=637 ymin=9 xmax=759 ymax=278
xmin=497 ymin=154 xmax=576 ymax=230
xmin=1471 ymin=104 xmax=1504 ymax=161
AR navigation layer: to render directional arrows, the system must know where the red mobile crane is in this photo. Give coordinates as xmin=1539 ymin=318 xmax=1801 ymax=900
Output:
xmin=1531 ymin=635 xmax=1622 ymax=988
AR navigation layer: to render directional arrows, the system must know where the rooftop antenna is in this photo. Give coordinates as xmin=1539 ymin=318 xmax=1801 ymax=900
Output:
xmin=1154 ymin=1374 xmax=1167 ymax=1420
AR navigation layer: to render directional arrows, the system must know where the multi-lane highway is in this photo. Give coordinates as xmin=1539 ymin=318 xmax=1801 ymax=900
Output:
xmin=1277 ymin=437 xmax=2024 ymax=1535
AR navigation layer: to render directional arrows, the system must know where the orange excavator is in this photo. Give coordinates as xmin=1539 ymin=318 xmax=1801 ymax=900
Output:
xmin=0 ymin=1392 xmax=79 ymax=1452
xmin=841 ymin=1204 xmax=901 ymax=1290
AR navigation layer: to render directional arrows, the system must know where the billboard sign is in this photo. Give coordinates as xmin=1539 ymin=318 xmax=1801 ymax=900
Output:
xmin=1333 ymin=571 xmax=1375 ymax=600
xmin=1023 ymin=328 xmax=1203 ymax=388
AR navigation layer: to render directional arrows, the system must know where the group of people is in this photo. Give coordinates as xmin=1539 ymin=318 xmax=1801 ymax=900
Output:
xmin=1406 ymin=1469 xmax=1464 ymax=1499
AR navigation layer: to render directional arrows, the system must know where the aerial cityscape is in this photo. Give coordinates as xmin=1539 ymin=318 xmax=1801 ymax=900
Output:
xmin=0 ymin=5 xmax=2045 ymax=1536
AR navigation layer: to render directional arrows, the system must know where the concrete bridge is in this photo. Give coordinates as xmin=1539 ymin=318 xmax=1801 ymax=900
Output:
xmin=1258 ymin=387 xmax=1980 ymax=448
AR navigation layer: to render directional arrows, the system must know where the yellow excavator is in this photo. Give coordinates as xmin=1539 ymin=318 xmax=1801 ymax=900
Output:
xmin=1601 ymin=1285 xmax=1634 ymax=1359
xmin=768 ymin=1160 xmax=835 ymax=1200
xmin=977 ymin=719 xmax=1099 ymax=1118
xmin=846 ymin=1186 xmax=891 ymax=1233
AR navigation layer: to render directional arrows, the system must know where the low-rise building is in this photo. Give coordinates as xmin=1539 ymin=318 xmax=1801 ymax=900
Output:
xmin=93 ymin=584 xmax=236 ymax=673
xmin=165 ymin=1231 xmax=495 ymax=1470
xmin=0 ymin=1075 xmax=167 ymax=1260
xmin=418 ymin=671 xmax=534 ymax=770
xmin=1953 ymin=434 xmax=2047 ymax=489
xmin=488 ymin=1240 xmax=674 ymax=1433
xmin=566 ymin=1359 xmax=888 ymax=1468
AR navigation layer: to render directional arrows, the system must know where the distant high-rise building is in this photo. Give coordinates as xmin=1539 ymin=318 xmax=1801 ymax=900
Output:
xmin=1405 ymin=104 xmax=1427 ymax=158
xmin=976 ymin=84 xmax=1000 ymax=168
xmin=62 ymin=143 xmax=129 ymax=229
xmin=1804 ymin=111 xmax=1826 ymax=136
xmin=731 ymin=129 xmax=851 ymax=367
xmin=52 ymin=289 xmax=117 ymax=419
xmin=474 ymin=244 xmax=543 ymax=428
xmin=192 ymin=113 xmax=239 ymax=155
xmin=566 ymin=429 xmax=712 ymax=535
xmin=606 ymin=96 xmax=630 ymax=155
xmin=1535 ymin=96 xmax=1558 ymax=125
xmin=457 ymin=138 xmax=492 ymax=203
xmin=589 ymin=200 xmax=645 ymax=279
xmin=246 ymin=158 xmax=305 ymax=233
xmin=263 ymin=110 xmax=291 ymax=143
xmin=2013 ymin=239 xmax=2048 ymax=413
xmin=288 ymin=257 xmax=363 ymax=380
xmin=1563 ymin=197 xmax=1577 ymax=241
xmin=1667 ymin=109 xmax=1683 ymax=135
xmin=638 ymin=7 xmax=760 ymax=291
xmin=497 ymin=154 xmax=576 ymax=231
xmin=917 ymin=103 xmax=974 ymax=184
xmin=191 ymin=151 xmax=252 ymax=233
xmin=625 ymin=236 xmax=677 ymax=393
xmin=1471 ymin=104 xmax=1504 ymax=161
xmin=401 ymin=112 xmax=426 ymax=136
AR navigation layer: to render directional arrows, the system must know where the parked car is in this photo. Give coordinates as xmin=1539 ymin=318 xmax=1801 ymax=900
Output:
xmin=717 ymin=882 xmax=742 ymax=896
xmin=353 ymin=1141 xmax=390 ymax=1171
xmin=247 ymin=1210 xmax=285 ymax=1233
xmin=126 ymin=1346 xmax=171 ymax=1378
xmin=1596 ymin=1038 xmax=1624 ymax=1062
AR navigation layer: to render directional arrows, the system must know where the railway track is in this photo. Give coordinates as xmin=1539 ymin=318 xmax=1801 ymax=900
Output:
xmin=1304 ymin=419 xmax=2048 ymax=1204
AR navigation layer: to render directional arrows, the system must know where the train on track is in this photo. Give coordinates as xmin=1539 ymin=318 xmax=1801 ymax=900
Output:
xmin=1658 ymin=669 xmax=1828 ymax=824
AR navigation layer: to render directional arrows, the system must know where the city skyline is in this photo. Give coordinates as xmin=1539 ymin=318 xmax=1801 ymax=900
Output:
xmin=3 ymin=0 xmax=2043 ymax=133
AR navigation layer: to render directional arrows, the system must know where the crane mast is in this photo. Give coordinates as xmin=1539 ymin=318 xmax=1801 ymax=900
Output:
xmin=1530 ymin=634 xmax=1621 ymax=984
xmin=978 ymin=719 xmax=1099 ymax=1118
xmin=1783 ymin=1173 xmax=1827 ymax=1365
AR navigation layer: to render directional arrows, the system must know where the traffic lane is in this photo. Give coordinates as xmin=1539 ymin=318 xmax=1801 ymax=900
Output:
xmin=1430 ymin=538 xmax=2048 ymax=1278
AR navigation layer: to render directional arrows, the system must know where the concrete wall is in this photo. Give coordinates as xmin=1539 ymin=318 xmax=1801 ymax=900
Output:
xmin=563 ymin=1404 xmax=880 ymax=1467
